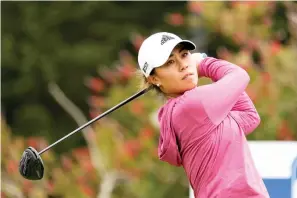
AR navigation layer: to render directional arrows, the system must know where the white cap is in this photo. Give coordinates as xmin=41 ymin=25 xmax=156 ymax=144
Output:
xmin=137 ymin=32 xmax=196 ymax=77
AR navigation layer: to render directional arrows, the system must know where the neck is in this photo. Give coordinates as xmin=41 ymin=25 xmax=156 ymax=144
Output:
xmin=165 ymin=93 xmax=183 ymax=99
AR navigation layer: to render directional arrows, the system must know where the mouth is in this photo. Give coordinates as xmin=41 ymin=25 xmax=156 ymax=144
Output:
xmin=182 ymin=73 xmax=194 ymax=80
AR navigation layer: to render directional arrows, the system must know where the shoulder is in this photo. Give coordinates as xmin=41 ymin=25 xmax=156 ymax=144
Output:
xmin=157 ymin=87 xmax=208 ymax=122
xmin=168 ymin=88 xmax=211 ymax=134
xmin=172 ymin=87 xmax=207 ymax=119
xmin=176 ymin=87 xmax=203 ymax=108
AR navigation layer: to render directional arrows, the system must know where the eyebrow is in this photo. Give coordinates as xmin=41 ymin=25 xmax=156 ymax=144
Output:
xmin=169 ymin=46 xmax=187 ymax=57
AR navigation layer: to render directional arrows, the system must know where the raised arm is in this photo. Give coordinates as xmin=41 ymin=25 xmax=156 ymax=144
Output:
xmin=230 ymin=92 xmax=261 ymax=135
xmin=196 ymin=57 xmax=250 ymax=125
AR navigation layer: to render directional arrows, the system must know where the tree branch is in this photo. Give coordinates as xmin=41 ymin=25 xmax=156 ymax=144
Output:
xmin=98 ymin=171 xmax=118 ymax=198
xmin=2 ymin=172 xmax=25 ymax=198
xmin=48 ymin=82 xmax=106 ymax=173
xmin=48 ymin=82 xmax=127 ymax=198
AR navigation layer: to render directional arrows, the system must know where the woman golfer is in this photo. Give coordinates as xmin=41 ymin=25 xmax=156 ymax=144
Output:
xmin=137 ymin=32 xmax=269 ymax=198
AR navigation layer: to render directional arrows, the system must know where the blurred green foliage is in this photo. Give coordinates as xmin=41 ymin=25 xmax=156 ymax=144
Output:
xmin=1 ymin=1 xmax=188 ymax=153
xmin=2 ymin=1 xmax=297 ymax=198
xmin=186 ymin=1 xmax=297 ymax=140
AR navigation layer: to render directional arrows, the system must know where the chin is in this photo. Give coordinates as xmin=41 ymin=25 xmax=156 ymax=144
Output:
xmin=187 ymin=84 xmax=197 ymax=90
xmin=172 ymin=79 xmax=198 ymax=95
xmin=180 ymin=83 xmax=197 ymax=93
xmin=186 ymin=78 xmax=198 ymax=88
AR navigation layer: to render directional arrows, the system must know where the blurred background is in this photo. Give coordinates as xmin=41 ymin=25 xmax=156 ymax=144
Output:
xmin=1 ymin=1 xmax=297 ymax=198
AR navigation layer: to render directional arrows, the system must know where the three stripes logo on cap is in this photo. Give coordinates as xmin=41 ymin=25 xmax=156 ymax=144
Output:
xmin=143 ymin=62 xmax=148 ymax=73
xmin=161 ymin=35 xmax=175 ymax=45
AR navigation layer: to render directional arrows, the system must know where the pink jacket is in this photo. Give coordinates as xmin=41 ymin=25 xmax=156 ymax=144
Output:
xmin=158 ymin=57 xmax=269 ymax=198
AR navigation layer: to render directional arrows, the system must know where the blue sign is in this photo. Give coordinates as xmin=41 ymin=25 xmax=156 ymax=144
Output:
xmin=189 ymin=141 xmax=297 ymax=198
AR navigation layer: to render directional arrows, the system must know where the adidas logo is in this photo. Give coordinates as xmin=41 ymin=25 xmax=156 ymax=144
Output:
xmin=161 ymin=35 xmax=175 ymax=45
xmin=143 ymin=62 xmax=149 ymax=73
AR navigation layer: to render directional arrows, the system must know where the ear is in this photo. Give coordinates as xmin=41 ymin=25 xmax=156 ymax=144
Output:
xmin=147 ymin=74 xmax=161 ymax=86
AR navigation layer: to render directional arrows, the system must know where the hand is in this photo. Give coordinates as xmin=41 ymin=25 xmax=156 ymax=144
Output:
xmin=191 ymin=53 xmax=207 ymax=75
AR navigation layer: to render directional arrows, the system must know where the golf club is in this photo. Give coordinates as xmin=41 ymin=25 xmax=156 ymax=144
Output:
xmin=19 ymin=86 xmax=152 ymax=180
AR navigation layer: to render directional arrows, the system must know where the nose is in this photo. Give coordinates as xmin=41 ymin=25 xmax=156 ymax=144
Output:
xmin=177 ymin=58 xmax=188 ymax=72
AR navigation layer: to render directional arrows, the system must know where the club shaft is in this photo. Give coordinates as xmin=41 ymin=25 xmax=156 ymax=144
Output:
xmin=38 ymin=87 xmax=151 ymax=155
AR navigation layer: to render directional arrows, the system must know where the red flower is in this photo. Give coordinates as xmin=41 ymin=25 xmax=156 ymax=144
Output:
xmin=101 ymin=70 xmax=118 ymax=84
xmin=27 ymin=137 xmax=39 ymax=148
xmin=246 ymin=87 xmax=257 ymax=101
xmin=231 ymin=1 xmax=238 ymax=8
xmin=261 ymin=72 xmax=271 ymax=83
xmin=245 ymin=1 xmax=258 ymax=7
xmin=232 ymin=1 xmax=258 ymax=8
xmin=277 ymin=120 xmax=294 ymax=140
xmin=188 ymin=2 xmax=202 ymax=14
xmin=123 ymin=139 xmax=141 ymax=158
xmin=80 ymin=159 xmax=94 ymax=172
xmin=23 ymin=180 xmax=33 ymax=194
xmin=247 ymin=39 xmax=259 ymax=50
xmin=130 ymin=101 xmax=144 ymax=115
xmin=72 ymin=147 xmax=90 ymax=160
xmin=263 ymin=17 xmax=272 ymax=26
xmin=139 ymin=127 xmax=154 ymax=140
xmin=6 ymin=159 xmax=18 ymax=173
xmin=46 ymin=181 xmax=54 ymax=193
xmin=119 ymin=64 xmax=135 ymax=80
xmin=89 ymin=110 xmax=102 ymax=119
xmin=88 ymin=96 xmax=105 ymax=107
xmin=132 ymin=34 xmax=144 ymax=51
xmin=270 ymin=41 xmax=281 ymax=55
xmin=76 ymin=176 xmax=86 ymax=185
xmin=233 ymin=32 xmax=245 ymax=45
xmin=61 ymin=155 xmax=73 ymax=171
xmin=86 ymin=77 xmax=105 ymax=93
xmin=167 ymin=13 xmax=184 ymax=26
xmin=80 ymin=184 xmax=95 ymax=197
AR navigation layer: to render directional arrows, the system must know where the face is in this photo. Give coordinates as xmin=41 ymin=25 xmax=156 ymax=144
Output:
xmin=148 ymin=44 xmax=198 ymax=98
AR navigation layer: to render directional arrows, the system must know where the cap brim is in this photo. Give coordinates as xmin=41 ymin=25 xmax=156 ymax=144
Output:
xmin=151 ymin=40 xmax=196 ymax=71
xmin=179 ymin=40 xmax=196 ymax=51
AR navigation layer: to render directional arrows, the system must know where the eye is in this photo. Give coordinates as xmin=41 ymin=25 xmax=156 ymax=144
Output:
xmin=166 ymin=60 xmax=174 ymax=66
xmin=182 ymin=52 xmax=189 ymax=57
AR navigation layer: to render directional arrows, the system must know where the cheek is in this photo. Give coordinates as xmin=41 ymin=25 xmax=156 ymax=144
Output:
xmin=157 ymin=71 xmax=179 ymax=86
xmin=156 ymin=66 xmax=198 ymax=93
xmin=155 ymin=69 xmax=175 ymax=86
xmin=161 ymin=74 xmax=179 ymax=85
xmin=164 ymin=73 xmax=196 ymax=89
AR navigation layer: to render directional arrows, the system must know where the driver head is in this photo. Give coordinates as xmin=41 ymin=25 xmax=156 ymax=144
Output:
xmin=19 ymin=147 xmax=44 ymax=180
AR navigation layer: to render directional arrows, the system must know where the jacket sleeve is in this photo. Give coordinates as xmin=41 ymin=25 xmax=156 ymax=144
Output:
xmin=197 ymin=57 xmax=250 ymax=125
xmin=230 ymin=92 xmax=261 ymax=135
